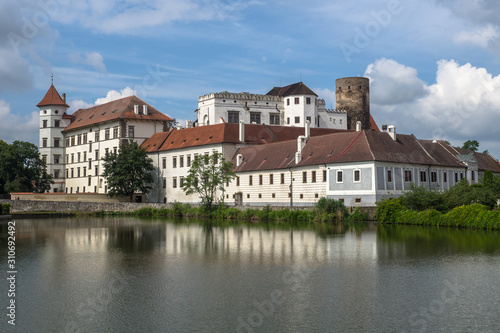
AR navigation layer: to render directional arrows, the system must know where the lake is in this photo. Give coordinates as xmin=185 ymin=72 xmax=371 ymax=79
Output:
xmin=1 ymin=217 xmax=499 ymax=332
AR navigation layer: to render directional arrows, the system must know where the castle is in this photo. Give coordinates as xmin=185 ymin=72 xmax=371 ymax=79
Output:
xmin=37 ymin=77 xmax=500 ymax=206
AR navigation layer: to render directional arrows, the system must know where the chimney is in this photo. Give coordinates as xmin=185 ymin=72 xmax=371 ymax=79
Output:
xmin=176 ymin=124 xmax=182 ymax=130
xmin=296 ymin=135 xmax=307 ymax=164
xmin=62 ymin=93 xmax=66 ymax=102
xmin=143 ymin=105 xmax=148 ymax=115
xmin=239 ymin=121 xmax=245 ymax=142
xmin=356 ymin=121 xmax=362 ymax=132
xmin=381 ymin=124 xmax=387 ymax=133
xmin=187 ymin=120 xmax=193 ymax=128
xmin=388 ymin=125 xmax=396 ymax=141
xmin=236 ymin=153 xmax=243 ymax=167
xmin=305 ymin=120 xmax=310 ymax=138
xmin=134 ymin=105 xmax=139 ymax=114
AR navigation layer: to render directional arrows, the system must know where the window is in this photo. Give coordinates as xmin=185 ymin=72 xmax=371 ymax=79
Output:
xmin=83 ymin=152 xmax=87 ymax=161
xmin=306 ymin=116 xmax=311 ymax=123
xmin=113 ymin=147 xmax=117 ymax=154
xmin=43 ymin=120 xmax=47 ymax=128
xmin=42 ymin=138 xmax=47 ymax=148
xmin=287 ymin=98 xmax=290 ymax=106
xmin=228 ymin=112 xmax=239 ymax=123
xmin=300 ymin=194 xmax=304 ymax=199
xmin=472 ymin=171 xmax=475 ymax=182
xmin=281 ymin=173 xmax=285 ymax=184
xmin=89 ymin=142 xmax=92 ymax=152
xmin=51 ymin=137 xmax=59 ymax=148
xmin=77 ymin=168 xmax=80 ymax=178
xmin=71 ymin=136 xmax=75 ymax=146
xmin=250 ymin=112 xmax=261 ymax=124
xmin=173 ymin=177 xmax=177 ymax=188
xmin=54 ymin=155 xmax=60 ymax=164
xmin=83 ymin=134 xmax=87 ymax=144
xmin=387 ymin=169 xmax=392 ymax=183
xmin=77 ymin=135 xmax=82 ymax=145
xmin=180 ymin=156 xmax=184 ymax=168
xmin=162 ymin=157 xmax=166 ymax=169
xmin=236 ymin=177 xmax=240 ymax=186
xmin=270 ymin=114 xmax=280 ymax=125
xmin=77 ymin=152 xmax=81 ymax=162
xmin=55 ymin=120 xmax=61 ymax=128
xmin=259 ymin=174 xmax=263 ymax=185
xmin=294 ymin=97 xmax=299 ymax=104
xmin=431 ymin=171 xmax=437 ymax=183
xmin=312 ymin=171 xmax=316 ymax=183
xmin=88 ymin=176 xmax=91 ymax=186
xmin=95 ymin=131 xmax=100 ymax=142
xmin=163 ymin=179 xmax=166 ymax=189
xmin=306 ymin=97 xmax=311 ymax=104
xmin=173 ymin=156 xmax=177 ymax=168
xmin=287 ymin=117 xmax=290 ymax=125
xmin=354 ymin=170 xmax=360 ymax=182
xmin=247 ymin=194 xmax=251 ymax=199
xmin=272 ymin=193 xmax=276 ymax=198
xmin=95 ymin=150 xmax=99 ymax=160
xmin=443 ymin=172 xmax=447 ymax=183
xmin=105 ymin=128 xmax=110 ymax=140
xmin=42 ymin=155 xmax=47 ymax=164
xmin=404 ymin=170 xmax=412 ymax=182
xmin=180 ymin=177 xmax=184 ymax=187
xmin=66 ymin=169 xmax=69 ymax=178
xmin=128 ymin=126 xmax=135 ymax=138
xmin=54 ymin=170 xmax=59 ymax=179
xmin=105 ymin=148 xmax=109 ymax=156
xmin=71 ymin=154 xmax=74 ymax=163
xmin=323 ymin=170 xmax=327 ymax=182
xmin=337 ymin=170 xmax=343 ymax=183
xmin=269 ymin=174 xmax=273 ymax=185
xmin=66 ymin=138 xmax=70 ymax=147
xmin=187 ymin=155 xmax=191 ymax=167
xmin=88 ymin=158 xmax=92 ymax=169
xmin=258 ymin=194 xmax=262 ymax=199
xmin=83 ymin=167 xmax=86 ymax=177
xmin=113 ymin=127 xmax=119 ymax=138
xmin=66 ymin=154 xmax=69 ymax=163
xmin=339 ymin=198 xmax=345 ymax=204
xmin=303 ymin=171 xmax=307 ymax=183
xmin=355 ymin=198 xmax=362 ymax=204
xmin=315 ymin=193 xmax=319 ymax=198
xmin=295 ymin=116 xmax=300 ymax=124
xmin=420 ymin=170 xmax=427 ymax=183
xmin=455 ymin=173 xmax=459 ymax=183
xmin=249 ymin=175 xmax=253 ymax=186
xmin=95 ymin=166 xmax=98 ymax=175
xmin=71 ymin=168 xmax=74 ymax=178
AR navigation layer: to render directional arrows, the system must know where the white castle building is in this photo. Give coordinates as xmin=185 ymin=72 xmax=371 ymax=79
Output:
xmin=197 ymin=82 xmax=347 ymax=129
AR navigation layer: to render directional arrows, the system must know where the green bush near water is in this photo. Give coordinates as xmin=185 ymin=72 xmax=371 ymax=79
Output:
xmin=1 ymin=203 xmax=10 ymax=215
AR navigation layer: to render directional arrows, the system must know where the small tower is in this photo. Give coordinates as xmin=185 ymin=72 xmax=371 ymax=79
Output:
xmin=37 ymin=81 xmax=69 ymax=193
xmin=335 ymin=77 xmax=370 ymax=131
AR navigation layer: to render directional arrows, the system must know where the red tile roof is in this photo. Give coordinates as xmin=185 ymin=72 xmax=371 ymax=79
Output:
xmin=141 ymin=123 xmax=347 ymax=153
xmin=266 ymin=82 xmax=318 ymax=97
xmin=37 ymin=85 xmax=69 ymax=107
xmin=63 ymin=95 xmax=172 ymax=132
xmin=370 ymin=115 xmax=380 ymax=132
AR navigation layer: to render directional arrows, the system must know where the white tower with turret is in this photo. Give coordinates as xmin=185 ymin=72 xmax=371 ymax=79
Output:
xmin=37 ymin=80 xmax=70 ymax=192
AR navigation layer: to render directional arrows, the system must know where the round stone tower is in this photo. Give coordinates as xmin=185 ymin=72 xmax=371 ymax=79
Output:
xmin=335 ymin=77 xmax=370 ymax=131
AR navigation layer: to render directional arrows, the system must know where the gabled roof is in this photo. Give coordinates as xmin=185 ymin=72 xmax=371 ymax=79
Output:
xmin=141 ymin=123 xmax=346 ymax=153
xmin=63 ymin=95 xmax=172 ymax=132
xmin=37 ymin=85 xmax=69 ymax=107
xmin=266 ymin=82 xmax=318 ymax=97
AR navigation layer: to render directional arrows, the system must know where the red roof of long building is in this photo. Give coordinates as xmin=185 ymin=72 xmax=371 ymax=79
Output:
xmin=37 ymin=85 xmax=69 ymax=107
xmin=63 ymin=95 xmax=172 ymax=132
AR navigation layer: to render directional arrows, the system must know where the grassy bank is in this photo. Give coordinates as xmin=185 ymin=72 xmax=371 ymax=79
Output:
xmin=92 ymin=198 xmax=370 ymax=224
xmin=377 ymin=200 xmax=500 ymax=229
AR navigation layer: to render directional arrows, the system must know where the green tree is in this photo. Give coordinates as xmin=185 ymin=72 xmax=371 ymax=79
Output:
xmin=0 ymin=140 xmax=53 ymax=193
xmin=102 ymin=140 xmax=154 ymax=202
xmin=181 ymin=151 xmax=235 ymax=212
xmin=462 ymin=140 xmax=479 ymax=152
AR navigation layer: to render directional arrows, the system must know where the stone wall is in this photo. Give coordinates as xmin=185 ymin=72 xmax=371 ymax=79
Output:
xmin=10 ymin=200 xmax=170 ymax=214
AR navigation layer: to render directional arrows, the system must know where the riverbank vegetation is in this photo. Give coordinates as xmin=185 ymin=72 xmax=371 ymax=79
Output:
xmin=376 ymin=171 xmax=500 ymax=229
xmin=94 ymin=198 xmax=370 ymax=224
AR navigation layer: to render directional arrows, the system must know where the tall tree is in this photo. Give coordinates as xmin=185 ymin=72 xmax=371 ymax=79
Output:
xmin=0 ymin=140 xmax=53 ymax=193
xmin=462 ymin=140 xmax=479 ymax=152
xmin=102 ymin=140 xmax=154 ymax=202
xmin=181 ymin=151 xmax=235 ymax=212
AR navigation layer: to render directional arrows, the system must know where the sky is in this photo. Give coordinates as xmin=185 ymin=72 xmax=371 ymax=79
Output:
xmin=1 ymin=0 xmax=500 ymax=158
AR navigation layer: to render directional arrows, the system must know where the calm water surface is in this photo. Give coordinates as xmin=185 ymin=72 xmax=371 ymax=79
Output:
xmin=1 ymin=217 xmax=499 ymax=333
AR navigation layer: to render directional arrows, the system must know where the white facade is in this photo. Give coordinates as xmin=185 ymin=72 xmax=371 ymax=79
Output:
xmin=197 ymin=90 xmax=347 ymax=129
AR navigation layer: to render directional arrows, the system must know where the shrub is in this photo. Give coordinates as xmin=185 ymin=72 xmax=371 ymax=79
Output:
xmin=315 ymin=198 xmax=348 ymax=220
xmin=346 ymin=208 xmax=369 ymax=222
xmin=376 ymin=198 xmax=405 ymax=224
xmin=1 ymin=203 xmax=10 ymax=215
xmin=400 ymin=183 xmax=448 ymax=212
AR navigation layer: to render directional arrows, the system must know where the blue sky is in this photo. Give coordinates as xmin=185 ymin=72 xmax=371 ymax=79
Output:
xmin=1 ymin=0 xmax=500 ymax=158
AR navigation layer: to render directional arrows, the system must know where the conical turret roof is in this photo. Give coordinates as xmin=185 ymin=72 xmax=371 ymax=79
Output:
xmin=37 ymin=84 xmax=69 ymax=107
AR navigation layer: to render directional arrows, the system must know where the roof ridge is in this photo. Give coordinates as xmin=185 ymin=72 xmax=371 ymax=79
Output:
xmin=364 ymin=131 xmax=376 ymax=160
xmin=328 ymin=131 xmax=364 ymax=162
xmin=413 ymin=135 xmax=438 ymax=164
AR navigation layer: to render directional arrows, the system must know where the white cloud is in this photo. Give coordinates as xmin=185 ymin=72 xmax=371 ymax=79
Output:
xmin=95 ymin=87 xmax=136 ymax=105
xmin=366 ymin=58 xmax=500 ymax=156
xmin=68 ymin=99 xmax=88 ymax=112
xmin=0 ymin=100 xmax=39 ymax=144
xmin=454 ymin=25 xmax=498 ymax=47
xmin=69 ymin=52 xmax=106 ymax=73
xmin=365 ymin=58 xmax=428 ymax=106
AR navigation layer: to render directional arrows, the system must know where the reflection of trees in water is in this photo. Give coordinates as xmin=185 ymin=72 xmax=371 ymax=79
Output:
xmin=107 ymin=225 xmax=166 ymax=253
xmin=377 ymin=225 xmax=500 ymax=258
